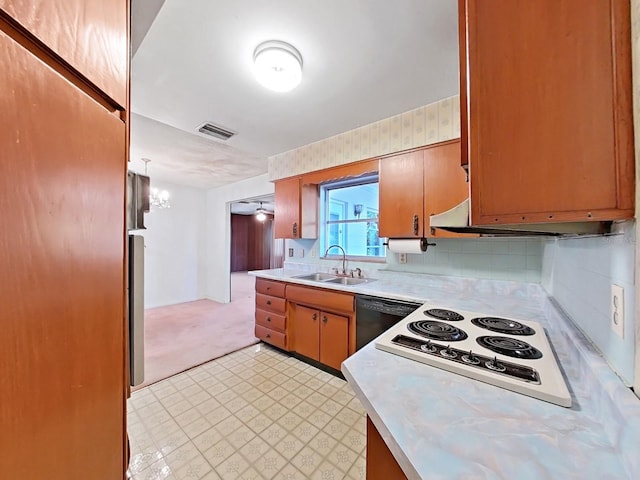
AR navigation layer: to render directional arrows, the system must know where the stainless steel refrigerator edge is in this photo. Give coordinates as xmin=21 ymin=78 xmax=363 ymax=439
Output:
xmin=127 ymin=171 xmax=149 ymax=387
xmin=128 ymin=234 xmax=145 ymax=386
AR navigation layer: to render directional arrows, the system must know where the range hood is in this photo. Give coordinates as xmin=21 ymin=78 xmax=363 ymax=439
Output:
xmin=429 ymin=199 xmax=610 ymax=236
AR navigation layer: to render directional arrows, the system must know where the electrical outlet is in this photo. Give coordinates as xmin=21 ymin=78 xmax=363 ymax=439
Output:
xmin=398 ymin=252 xmax=407 ymax=264
xmin=288 ymin=248 xmax=294 ymax=257
xmin=297 ymin=249 xmax=305 ymax=258
xmin=310 ymin=249 xmax=316 ymax=258
xmin=611 ymin=284 xmax=624 ymax=338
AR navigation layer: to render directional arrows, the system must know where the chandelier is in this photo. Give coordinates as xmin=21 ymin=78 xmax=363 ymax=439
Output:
xmin=150 ymin=188 xmax=171 ymax=209
xmin=142 ymin=158 xmax=171 ymax=209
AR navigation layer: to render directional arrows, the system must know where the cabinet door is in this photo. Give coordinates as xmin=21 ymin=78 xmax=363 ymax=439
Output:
xmin=319 ymin=312 xmax=349 ymax=371
xmin=366 ymin=416 xmax=408 ymax=480
xmin=0 ymin=31 xmax=126 ymax=479
xmin=460 ymin=0 xmax=634 ymax=225
xmin=274 ymin=177 xmax=301 ymax=238
xmin=0 ymin=0 xmax=128 ymax=107
xmin=423 ymin=140 xmax=473 ymax=238
xmin=293 ymin=305 xmax=320 ymax=361
xmin=378 ymin=151 xmax=424 ymax=237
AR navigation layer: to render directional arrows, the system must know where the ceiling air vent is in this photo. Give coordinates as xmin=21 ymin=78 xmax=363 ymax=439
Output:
xmin=197 ymin=122 xmax=236 ymax=140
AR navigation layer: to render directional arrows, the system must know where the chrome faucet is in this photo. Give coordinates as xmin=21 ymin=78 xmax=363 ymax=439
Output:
xmin=324 ymin=244 xmax=346 ymax=275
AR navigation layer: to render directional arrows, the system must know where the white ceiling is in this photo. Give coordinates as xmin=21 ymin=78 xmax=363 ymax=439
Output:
xmin=130 ymin=0 xmax=459 ymax=188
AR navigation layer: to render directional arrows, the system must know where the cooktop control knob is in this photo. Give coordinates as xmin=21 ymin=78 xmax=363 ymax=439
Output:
xmin=486 ymin=356 xmax=507 ymax=372
xmin=420 ymin=340 xmax=437 ymax=353
xmin=462 ymin=350 xmax=480 ymax=365
xmin=440 ymin=345 xmax=457 ymax=358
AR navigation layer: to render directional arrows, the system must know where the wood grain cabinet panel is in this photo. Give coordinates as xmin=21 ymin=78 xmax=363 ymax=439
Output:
xmin=460 ymin=0 xmax=634 ymax=225
xmin=0 ymin=0 xmax=128 ymax=107
xmin=291 ymin=305 xmax=349 ymax=371
xmin=423 ymin=140 xmax=473 ymax=238
xmin=255 ymin=293 xmax=286 ymax=313
xmin=0 ymin=29 xmax=126 ymax=479
xmin=379 ymin=141 xmax=473 ymax=239
xmin=366 ymin=416 xmax=408 ymax=480
xmin=274 ymin=177 xmax=318 ymax=239
xmin=255 ymin=325 xmax=287 ymax=350
xmin=255 ymin=309 xmax=286 ymax=331
xmin=319 ymin=312 xmax=349 ymax=371
xmin=287 ymin=285 xmax=352 ymax=371
xmin=378 ymin=150 xmax=424 ymax=238
xmin=256 ymin=278 xmax=286 ymax=298
xmin=286 ymin=284 xmax=354 ymax=313
xmin=292 ymin=305 xmax=321 ymax=361
xmin=254 ymin=280 xmax=289 ymax=351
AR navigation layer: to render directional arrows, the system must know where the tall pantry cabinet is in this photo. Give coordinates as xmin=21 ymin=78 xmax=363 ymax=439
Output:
xmin=0 ymin=3 xmax=129 ymax=480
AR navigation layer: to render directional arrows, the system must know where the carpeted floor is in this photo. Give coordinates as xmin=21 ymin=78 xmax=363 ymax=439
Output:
xmin=134 ymin=272 xmax=259 ymax=389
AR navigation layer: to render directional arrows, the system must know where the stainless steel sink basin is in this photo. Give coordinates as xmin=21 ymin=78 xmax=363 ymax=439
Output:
xmin=293 ymin=272 xmax=338 ymax=281
xmin=325 ymin=277 xmax=376 ymax=286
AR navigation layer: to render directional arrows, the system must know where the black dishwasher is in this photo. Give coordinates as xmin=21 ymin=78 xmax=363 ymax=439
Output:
xmin=355 ymin=295 xmax=422 ymax=350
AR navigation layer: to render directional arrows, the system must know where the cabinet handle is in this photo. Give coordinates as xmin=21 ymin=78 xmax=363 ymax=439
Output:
xmin=292 ymin=222 xmax=298 ymax=237
xmin=266 ymin=333 xmax=271 ymax=338
xmin=322 ymin=316 xmax=328 ymax=323
xmin=266 ymin=286 xmax=271 ymax=291
xmin=312 ymin=313 xmax=317 ymax=320
xmin=266 ymin=316 xmax=271 ymax=322
xmin=413 ymin=214 xmax=420 ymax=236
xmin=266 ymin=300 xmax=271 ymax=305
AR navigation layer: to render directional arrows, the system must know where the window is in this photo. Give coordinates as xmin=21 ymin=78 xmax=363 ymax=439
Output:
xmin=320 ymin=175 xmax=385 ymax=260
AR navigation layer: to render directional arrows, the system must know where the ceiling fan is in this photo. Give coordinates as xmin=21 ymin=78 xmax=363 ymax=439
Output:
xmin=255 ymin=202 xmax=269 ymax=221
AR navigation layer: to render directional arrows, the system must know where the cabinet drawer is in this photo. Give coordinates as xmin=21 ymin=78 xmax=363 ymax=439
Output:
xmin=255 ymin=309 xmax=286 ymax=331
xmin=256 ymin=278 xmax=286 ymax=298
xmin=255 ymin=325 xmax=287 ymax=350
xmin=286 ymin=285 xmax=354 ymax=313
xmin=256 ymin=293 xmax=286 ymax=313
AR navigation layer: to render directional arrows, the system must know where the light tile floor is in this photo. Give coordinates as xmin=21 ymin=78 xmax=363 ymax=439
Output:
xmin=127 ymin=343 xmax=367 ymax=479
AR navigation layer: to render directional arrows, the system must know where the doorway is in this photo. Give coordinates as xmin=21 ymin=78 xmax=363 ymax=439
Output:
xmin=230 ymin=195 xmax=283 ymax=300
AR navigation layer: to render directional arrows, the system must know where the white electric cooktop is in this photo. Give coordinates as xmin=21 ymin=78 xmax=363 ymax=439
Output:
xmin=375 ymin=302 xmax=572 ymax=407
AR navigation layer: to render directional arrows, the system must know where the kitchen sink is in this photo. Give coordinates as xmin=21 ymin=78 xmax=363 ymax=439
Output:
xmin=293 ymin=272 xmax=338 ymax=281
xmin=325 ymin=277 xmax=376 ymax=286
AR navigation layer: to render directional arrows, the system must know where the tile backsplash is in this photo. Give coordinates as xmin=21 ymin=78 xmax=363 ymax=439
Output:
xmin=541 ymin=221 xmax=636 ymax=385
xmin=268 ymin=96 xmax=460 ymax=181
xmin=284 ymin=237 xmax=543 ymax=284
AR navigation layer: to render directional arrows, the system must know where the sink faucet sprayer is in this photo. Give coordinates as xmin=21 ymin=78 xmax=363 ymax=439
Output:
xmin=324 ymin=244 xmax=346 ymax=275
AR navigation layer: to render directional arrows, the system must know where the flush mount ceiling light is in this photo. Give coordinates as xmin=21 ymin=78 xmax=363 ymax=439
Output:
xmin=253 ymin=40 xmax=303 ymax=92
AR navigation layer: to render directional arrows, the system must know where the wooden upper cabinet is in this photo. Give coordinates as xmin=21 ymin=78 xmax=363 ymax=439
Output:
xmin=379 ymin=141 xmax=472 ymax=238
xmin=0 ymin=0 xmax=128 ymax=107
xmin=423 ymin=140 xmax=471 ymax=238
xmin=460 ymin=0 xmax=634 ymax=226
xmin=378 ymin=151 xmax=424 ymax=238
xmin=274 ymin=177 xmax=318 ymax=239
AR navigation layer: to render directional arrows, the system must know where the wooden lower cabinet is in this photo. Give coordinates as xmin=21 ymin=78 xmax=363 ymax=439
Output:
xmin=293 ymin=305 xmax=349 ymax=370
xmin=293 ymin=305 xmax=321 ymax=360
xmin=366 ymin=416 xmax=408 ymax=480
xmin=254 ymin=279 xmax=289 ymax=350
xmin=320 ymin=311 xmax=350 ymax=370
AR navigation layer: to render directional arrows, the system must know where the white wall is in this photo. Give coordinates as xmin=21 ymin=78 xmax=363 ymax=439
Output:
xmin=204 ymin=174 xmax=274 ymax=303
xmin=137 ymin=181 xmax=207 ymax=308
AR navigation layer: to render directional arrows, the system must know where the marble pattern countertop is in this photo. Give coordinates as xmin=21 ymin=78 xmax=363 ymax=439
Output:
xmin=250 ymin=267 xmax=640 ymax=479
